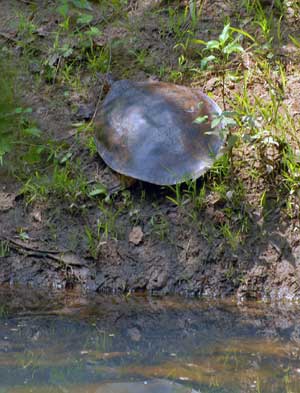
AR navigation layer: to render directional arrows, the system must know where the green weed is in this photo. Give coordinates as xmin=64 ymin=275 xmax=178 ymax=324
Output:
xmin=20 ymin=161 xmax=89 ymax=206
xmin=87 ymin=47 xmax=110 ymax=75
xmin=220 ymin=223 xmax=241 ymax=251
xmin=150 ymin=214 xmax=169 ymax=241
xmin=0 ymin=55 xmax=46 ymax=172
xmin=85 ymin=225 xmax=100 ymax=259
xmin=166 ymin=183 xmax=184 ymax=207
xmin=0 ymin=241 xmax=10 ymax=257
xmin=195 ymin=23 xmax=252 ymax=107
xmin=85 ymin=200 xmax=123 ymax=258
xmin=97 ymin=200 xmax=123 ymax=240
xmin=281 ymin=145 xmax=300 ymax=213
xmin=16 ymin=12 xmax=37 ymax=54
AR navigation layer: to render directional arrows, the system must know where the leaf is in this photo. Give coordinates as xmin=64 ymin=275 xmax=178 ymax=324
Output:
xmin=219 ymin=23 xmax=230 ymax=44
xmin=222 ymin=111 xmax=238 ymax=117
xmin=227 ymin=134 xmax=239 ymax=149
xmin=19 ymin=231 xmax=30 ymax=241
xmin=166 ymin=196 xmax=181 ymax=206
xmin=89 ymin=184 xmax=107 ymax=197
xmin=76 ymin=14 xmax=93 ymax=25
xmin=61 ymin=44 xmax=73 ymax=58
xmin=15 ymin=107 xmax=32 ymax=114
xmin=87 ymin=26 xmax=101 ymax=36
xmin=23 ymin=127 xmax=41 ymax=137
xmin=223 ymin=42 xmax=244 ymax=55
xmin=289 ymin=34 xmax=300 ymax=48
xmin=193 ymin=115 xmax=208 ymax=124
xmin=211 ymin=117 xmax=222 ymax=129
xmin=71 ymin=0 xmax=92 ymax=10
xmin=222 ymin=117 xmax=237 ymax=127
xmin=57 ymin=3 xmax=69 ymax=17
xmin=192 ymin=38 xmax=207 ymax=45
xmin=230 ymin=27 xmax=255 ymax=42
xmin=206 ymin=40 xmax=220 ymax=50
xmin=23 ymin=146 xmax=44 ymax=164
xmin=200 ymin=55 xmax=216 ymax=70
xmin=60 ymin=151 xmax=73 ymax=164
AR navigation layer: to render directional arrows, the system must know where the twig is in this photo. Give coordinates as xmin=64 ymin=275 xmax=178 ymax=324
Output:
xmin=1 ymin=236 xmax=87 ymax=267
xmin=0 ymin=236 xmax=63 ymax=255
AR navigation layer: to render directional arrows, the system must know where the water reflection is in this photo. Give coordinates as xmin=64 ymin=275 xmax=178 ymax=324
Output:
xmin=0 ymin=287 xmax=300 ymax=393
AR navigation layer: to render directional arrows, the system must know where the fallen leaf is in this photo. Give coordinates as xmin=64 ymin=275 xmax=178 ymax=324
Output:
xmin=0 ymin=192 xmax=16 ymax=211
xmin=129 ymin=226 xmax=144 ymax=245
xmin=31 ymin=210 xmax=42 ymax=222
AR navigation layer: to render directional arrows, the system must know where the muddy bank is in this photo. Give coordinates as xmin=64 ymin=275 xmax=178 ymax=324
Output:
xmin=1 ymin=189 xmax=300 ymax=301
xmin=1 ymin=0 xmax=300 ymax=301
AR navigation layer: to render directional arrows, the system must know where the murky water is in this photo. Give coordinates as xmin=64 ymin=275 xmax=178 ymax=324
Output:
xmin=1 ymin=288 xmax=300 ymax=393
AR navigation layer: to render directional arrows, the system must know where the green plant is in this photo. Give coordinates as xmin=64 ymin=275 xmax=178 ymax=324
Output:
xmin=195 ymin=24 xmax=252 ymax=108
xmin=207 ymin=153 xmax=231 ymax=183
xmin=57 ymin=0 xmax=93 ymax=19
xmin=150 ymin=214 xmax=169 ymax=241
xmin=188 ymin=0 xmax=206 ymax=29
xmin=85 ymin=225 xmax=100 ymax=259
xmin=0 ymin=241 xmax=10 ymax=257
xmin=254 ymin=5 xmax=272 ymax=41
xmin=97 ymin=200 xmax=123 ymax=240
xmin=166 ymin=183 xmax=184 ymax=206
xmin=167 ymin=6 xmax=188 ymax=41
xmin=87 ymin=47 xmax=110 ymax=74
xmin=16 ymin=13 xmax=37 ymax=53
xmin=20 ymin=160 xmax=89 ymax=205
xmin=85 ymin=200 xmax=123 ymax=258
xmin=281 ymin=145 xmax=300 ymax=209
xmin=220 ymin=223 xmax=240 ymax=250
xmin=0 ymin=58 xmax=45 ymax=170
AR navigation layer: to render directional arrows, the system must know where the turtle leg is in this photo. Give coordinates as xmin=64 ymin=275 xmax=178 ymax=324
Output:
xmin=107 ymin=174 xmax=136 ymax=195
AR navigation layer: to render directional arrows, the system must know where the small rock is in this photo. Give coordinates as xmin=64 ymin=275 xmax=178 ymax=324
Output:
xmin=129 ymin=226 xmax=144 ymax=245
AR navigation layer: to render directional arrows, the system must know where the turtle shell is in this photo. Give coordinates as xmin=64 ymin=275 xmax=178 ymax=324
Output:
xmin=94 ymin=80 xmax=224 ymax=185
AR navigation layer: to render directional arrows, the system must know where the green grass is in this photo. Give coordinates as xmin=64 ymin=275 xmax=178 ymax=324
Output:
xmin=0 ymin=241 xmax=10 ymax=257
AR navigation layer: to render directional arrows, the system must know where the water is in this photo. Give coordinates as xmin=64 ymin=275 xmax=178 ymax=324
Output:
xmin=0 ymin=288 xmax=300 ymax=393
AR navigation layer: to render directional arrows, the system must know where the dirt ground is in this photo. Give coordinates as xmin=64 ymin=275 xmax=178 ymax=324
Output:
xmin=1 ymin=0 xmax=300 ymax=301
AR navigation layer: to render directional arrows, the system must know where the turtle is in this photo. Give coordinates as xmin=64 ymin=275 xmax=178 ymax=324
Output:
xmin=94 ymin=79 xmax=225 ymax=186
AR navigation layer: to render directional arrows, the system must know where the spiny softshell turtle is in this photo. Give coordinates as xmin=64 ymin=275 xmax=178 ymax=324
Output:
xmin=94 ymin=80 xmax=224 ymax=185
